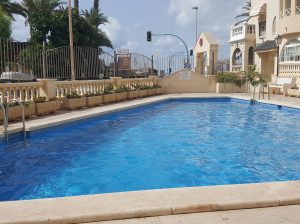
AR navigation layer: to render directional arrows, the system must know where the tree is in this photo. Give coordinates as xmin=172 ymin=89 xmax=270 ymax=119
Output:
xmin=81 ymin=8 xmax=108 ymax=28
xmin=93 ymin=0 xmax=99 ymax=10
xmin=0 ymin=0 xmax=27 ymax=19
xmin=0 ymin=8 xmax=12 ymax=38
xmin=235 ymin=1 xmax=251 ymax=22
xmin=74 ymin=0 xmax=79 ymax=10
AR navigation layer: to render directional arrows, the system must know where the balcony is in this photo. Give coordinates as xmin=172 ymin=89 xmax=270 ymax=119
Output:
xmin=280 ymin=62 xmax=300 ymax=76
xmin=229 ymin=22 xmax=256 ymax=43
xmin=279 ymin=4 xmax=300 ymax=35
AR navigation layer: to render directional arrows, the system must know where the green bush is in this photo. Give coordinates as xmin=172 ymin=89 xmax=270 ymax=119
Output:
xmin=103 ymin=84 xmax=114 ymax=94
xmin=66 ymin=91 xmax=81 ymax=99
xmin=116 ymin=85 xmax=130 ymax=93
xmin=216 ymin=72 xmax=246 ymax=87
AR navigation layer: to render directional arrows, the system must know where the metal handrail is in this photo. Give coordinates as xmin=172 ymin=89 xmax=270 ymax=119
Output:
xmin=0 ymin=103 xmax=8 ymax=143
xmin=7 ymin=99 xmax=26 ymax=139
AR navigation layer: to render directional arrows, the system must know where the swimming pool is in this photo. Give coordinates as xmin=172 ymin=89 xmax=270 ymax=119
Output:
xmin=0 ymin=98 xmax=299 ymax=201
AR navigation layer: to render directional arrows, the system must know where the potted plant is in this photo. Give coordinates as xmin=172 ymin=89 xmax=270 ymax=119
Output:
xmin=35 ymin=96 xmax=60 ymax=116
xmin=85 ymin=92 xmax=103 ymax=107
xmin=128 ymin=84 xmax=140 ymax=100
xmin=63 ymin=91 xmax=86 ymax=110
xmin=103 ymin=84 xmax=117 ymax=104
xmin=1 ymin=101 xmax=36 ymax=122
xmin=139 ymin=84 xmax=149 ymax=98
xmin=116 ymin=85 xmax=129 ymax=102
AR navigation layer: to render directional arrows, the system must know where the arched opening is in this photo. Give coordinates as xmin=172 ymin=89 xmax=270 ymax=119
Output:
xmin=272 ymin=17 xmax=276 ymax=34
xmin=248 ymin=47 xmax=254 ymax=65
xmin=285 ymin=0 xmax=291 ymax=16
xmin=280 ymin=39 xmax=300 ymax=62
xmin=232 ymin=48 xmax=242 ymax=65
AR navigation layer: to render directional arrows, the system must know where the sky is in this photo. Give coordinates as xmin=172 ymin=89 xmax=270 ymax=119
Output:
xmin=11 ymin=0 xmax=246 ymax=59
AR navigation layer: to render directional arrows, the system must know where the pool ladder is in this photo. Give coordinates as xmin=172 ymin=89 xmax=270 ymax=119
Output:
xmin=1 ymin=99 xmax=26 ymax=144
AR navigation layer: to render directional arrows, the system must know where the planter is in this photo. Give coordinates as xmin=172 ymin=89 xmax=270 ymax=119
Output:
xmin=86 ymin=95 xmax=103 ymax=107
xmin=128 ymin=90 xmax=140 ymax=100
xmin=63 ymin=97 xmax=86 ymax=110
xmin=2 ymin=103 xmax=36 ymax=121
xmin=35 ymin=100 xmax=60 ymax=116
xmin=155 ymin=87 xmax=164 ymax=95
xmin=103 ymin=93 xmax=117 ymax=104
xmin=147 ymin=89 xmax=156 ymax=96
xmin=116 ymin=92 xmax=128 ymax=102
xmin=139 ymin=89 xmax=148 ymax=98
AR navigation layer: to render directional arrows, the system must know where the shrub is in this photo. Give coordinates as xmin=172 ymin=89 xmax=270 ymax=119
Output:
xmin=116 ymin=85 xmax=130 ymax=93
xmin=84 ymin=92 xmax=102 ymax=97
xmin=216 ymin=72 xmax=245 ymax=87
xmin=103 ymin=84 xmax=114 ymax=94
xmin=34 ymin=96 xmax=47 ymax=103
xmin=66 ymin=91 xmax=81 ymax=99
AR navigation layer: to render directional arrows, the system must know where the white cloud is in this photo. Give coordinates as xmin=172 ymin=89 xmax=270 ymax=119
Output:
xmin=11 ymin=15 xmax=30 ymax=41
xmin=155 ymin=36 xmax=176 ymax=46
xmin=101 ymin=17 xmax=121 ymax=44
xmin=121 ymin=40 xmax=139 ymax=52
xmin=168 ymin=0 xmax=208 ymax=26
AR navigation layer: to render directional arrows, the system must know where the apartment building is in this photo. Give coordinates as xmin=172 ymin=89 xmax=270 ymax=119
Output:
xmin=229 ymin=0 xmax=300 ymax=80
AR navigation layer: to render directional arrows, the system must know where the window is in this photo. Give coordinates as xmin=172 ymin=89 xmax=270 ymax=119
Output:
xmin=281 ymin=39 xmax=300 ymax=62
xmin=297 ymin=0 xmax=300 ymax=15
xmin=232 ymin=48 xmax=242 ymax=65
xmin=259 ymin=21 xmax=266 ymax=37
xmin=285 ymin=0 xmax=291 ymax=16
xmin=272 ymin=17 xmax=276 ymax=34
xmin=248 ymin=47 xmax=254 ymax=65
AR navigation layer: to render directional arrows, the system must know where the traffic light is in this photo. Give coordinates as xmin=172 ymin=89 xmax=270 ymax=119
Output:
xmin=147 ymin=31 xmax=152 ymax=42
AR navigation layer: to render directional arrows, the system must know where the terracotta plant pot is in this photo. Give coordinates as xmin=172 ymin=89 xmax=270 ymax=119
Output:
xmin=86 ymin=95 xmax=103 ymax=107
xmin=103 ymin=93 xmax=117 ymax=104
xmin=139 ymin=89 xmax=148 ymax=98
xmin=116 ymin=92 xmax=128 ymax=102
xmin=35 ymin=100 xmax=60 ymax=116
xmin=147 ymin=89 xmax=156 ymax=96
xmin=5 ymin=103 xmax=36 ymax=121
xmin=128 ymin=90 xmax=140 ymax=100
xmin=63 ymin=97 xmax=86 ymax=110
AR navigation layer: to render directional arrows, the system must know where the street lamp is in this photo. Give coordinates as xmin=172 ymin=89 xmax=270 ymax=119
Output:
xmin=275 ymin=34 xmax=283 ymax=77
xmin=68 ymin=0 xmax=76 ymax=80
xmin=192 ymin=6 xmax=198 ymax=43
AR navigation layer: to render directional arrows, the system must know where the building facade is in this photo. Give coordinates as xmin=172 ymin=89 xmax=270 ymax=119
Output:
xmin=229 ymin=0 xmax=300 ymax=81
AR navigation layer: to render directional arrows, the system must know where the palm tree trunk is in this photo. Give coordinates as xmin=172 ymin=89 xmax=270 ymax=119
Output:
xmin=74 ymin=0 xmax=79 ymax=10
xmin=93 ymin=0 xmax=99 ymax=10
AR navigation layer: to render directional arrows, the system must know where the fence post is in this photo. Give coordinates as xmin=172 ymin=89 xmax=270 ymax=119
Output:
xmin=151 ymin=55 xmax=154 ymax=76
xmin=38 ymin=79 xmax=58 ymax=99
xmin=110 ymin=77 xmax=122 ymax=90
xmin=42 ymin=41 xmax=46 ymax=79
xmin=114 ymin=51 xmax=117 ymax=77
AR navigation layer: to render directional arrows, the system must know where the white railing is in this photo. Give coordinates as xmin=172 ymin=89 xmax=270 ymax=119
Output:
xmin=296 ymin=6 xmax=300 ymax=15
xmin=280 ymin=10 xmax=284 ymax=19
xmin=230 ymin=23 xmax=255 ymax=42
xmin=232 ymin=65 xmax=242 ymax=72
xmin=120 ymin=77 xmax=156 ymax=90
xmin=0 ymin=82 xmax=42 ymax=103
xmin=56 ymin=80 xmax=114 ymax=98
xmin=279 ymin=62 xmax=300 ymax=76
xmin=285 ymin=8 xmax=292 ymax=16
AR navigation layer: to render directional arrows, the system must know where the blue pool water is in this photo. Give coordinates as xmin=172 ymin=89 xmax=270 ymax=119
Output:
xmin=0 ymin=98 xmax=300 ymax=201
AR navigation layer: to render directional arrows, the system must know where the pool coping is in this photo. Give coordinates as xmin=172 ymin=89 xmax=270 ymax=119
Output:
xmin=0 ymin=93 xmax=300 ymax=224
xmin=0 ymin=181 xmax=299 ymax=224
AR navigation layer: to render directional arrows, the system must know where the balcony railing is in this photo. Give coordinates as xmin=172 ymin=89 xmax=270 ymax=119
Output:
xmin=279 ymin=62 xmax=300 ymax=76
xmin=230 ymin=23 xmax=255 ymax=42
xmin=285 ymin=8 xmax=292 ymax=16
xmin=296 ymin=6 xmax=300 ymax=15
xmin=232 ymin=65 xmax=242 ymax=72
xmin=280 ymin=10 xmax=284 ymax=19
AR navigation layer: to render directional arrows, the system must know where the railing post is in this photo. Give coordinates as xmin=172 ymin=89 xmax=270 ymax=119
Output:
xmin=37 ymin=79 xmax=57 ymax=99
xmin=42 ymin=41 xmax=46 ymax=79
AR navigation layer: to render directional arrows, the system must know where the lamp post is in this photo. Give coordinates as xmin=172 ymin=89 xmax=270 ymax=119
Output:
xmin=68 ymin=0 xmax=76 ymax=80
xmin=275 ymin=34 xmax=283 ymax=77
xmin=192 ymin=6 xmax=198 ymax=43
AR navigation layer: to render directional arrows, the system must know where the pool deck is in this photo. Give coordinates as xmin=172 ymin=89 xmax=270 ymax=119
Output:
xmin=0 ymin=93 xmax=299 ymax=224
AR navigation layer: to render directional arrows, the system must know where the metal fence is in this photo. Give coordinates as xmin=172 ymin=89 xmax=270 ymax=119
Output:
xmin=153 ymin=53 xmax=194 ymax=77
xmin=1 ymin=37 xmax=198 ymax=81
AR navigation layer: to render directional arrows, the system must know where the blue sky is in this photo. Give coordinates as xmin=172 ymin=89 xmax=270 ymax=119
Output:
xmin=12 ymin=0 xmax=245 ymax=59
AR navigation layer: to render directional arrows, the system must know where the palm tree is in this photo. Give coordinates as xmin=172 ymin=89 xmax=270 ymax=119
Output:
xmin=0 ymin=0 xmax=27 ymax=19
xmin=81 ymin=8 xmax=108 ymax=28
xmin=93 ymin=0 xmax=99 ymax=10
xmin=235 ymin=1 xmax=251 ymax=22
xmin=74 ymin=0 xmax=78 ymax=10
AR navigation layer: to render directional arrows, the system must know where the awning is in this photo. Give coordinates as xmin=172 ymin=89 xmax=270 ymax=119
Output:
xmin=254 ymin=40 xmax=277 ymax=52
